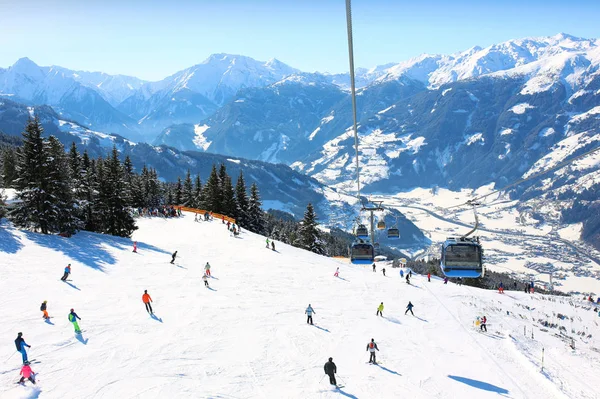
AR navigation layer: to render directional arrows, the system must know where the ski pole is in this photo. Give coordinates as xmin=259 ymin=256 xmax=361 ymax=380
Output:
xmin=337 ymin=375 xmax=347 ymax=385
xmin=319 ymin=374 xmax=326 ymax=383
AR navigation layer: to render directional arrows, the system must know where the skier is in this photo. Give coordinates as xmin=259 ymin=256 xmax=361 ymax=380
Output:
xmin=400 ymin=269 xmax=404 ymax=278
xmin=194 ymin=213 xmax=198 ymax=222
xmin=170 ymin=251 xmax=178 ymax=264
xmin=372 ymin=263 xmax=376 ymax=272
xmin=405 ymin=301 xmax=414 ymax=316
xmin=205 ymin=262 xmax=211 ymax=276
xmin=334 ymin=267 xmax=339 ymax=277
xmin=458 ymin=277 xmax=463 ymax=286
xmin=40 ymin=300 xmax=49 ymax=320
xmin=60 ymin=263 xmax=71 ymax=281
xmin=480 ymin=315 xmax=487 ymax=332
xmin=133 ymin=241 xmax=138 ymax=253
xmin=376 ymin=302 xmax=384 ymax=317
xmin=366 ymin=338 xmax=379 ymax=364
xmin=271 ymin=241 xmax=276 ymax=251
xmin=305 ymin=304 xmax=316 ymax=325
xmin=227 ymin=221 xmax=231 ymax=230
xmin=15 ymin=332 xmax=30 ymax=363
xmin=427 ymin=272 xmax=431 ymax=282
xmin=409 ymin=270 xmax=412 ymax=278
xmin=18 ymin=361 xmax=35 ymax=385
xmin=498 ymin=282 xmax=504 ymax=294
xmin=222 ymin=215 xmax=225 ymax=224
xmin=382 ymin=267 xmax=386 ymax=276
xmin=68 ymin=309 xmax=82 ymax=334
xmin=443 ymin=277 xmax=448 ymax=284
xmin=202 ymin=274 xmax=209 ymax=287
xmin=323 ymin=357 xmax=337 ymax=386
xmin=142 ymin=290 xmax=153 ymax=314
xmin=266 ymin=238 xmax=270 ymax=248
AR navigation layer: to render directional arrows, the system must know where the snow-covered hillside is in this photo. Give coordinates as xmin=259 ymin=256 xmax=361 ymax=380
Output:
xmin=1 ymin=214 xmax=599 ymax=398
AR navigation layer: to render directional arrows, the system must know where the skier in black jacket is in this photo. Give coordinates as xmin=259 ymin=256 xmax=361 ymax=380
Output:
xmin=170 ymin=251 xmax=177 ymax=264
xmin=324 ymin=357 xmax=337 ymax=386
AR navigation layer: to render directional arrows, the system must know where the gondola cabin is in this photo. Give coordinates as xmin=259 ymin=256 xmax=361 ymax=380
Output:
xmin=440 ymin=237 xmax=483 ymax=278
xmin=355 ymin=224 xmax=369 ymax=238
xmin=387 ymin=227 xmax=400 ymax=239
xmin=377 ymin=221 xmax=386 ymax=229
xmin=350 ymin=241 xmax=375 ymax=264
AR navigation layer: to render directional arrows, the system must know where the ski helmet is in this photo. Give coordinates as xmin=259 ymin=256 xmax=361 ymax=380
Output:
xmin=70 ymin=308 xmax=74 ymax=312
xmin=17 ymin=332 xmax=22 ymax=336
xmin=329 ymin=357 xmax=333 ymax=361
xmin=43 ymin=300 xmax=47 ymax=303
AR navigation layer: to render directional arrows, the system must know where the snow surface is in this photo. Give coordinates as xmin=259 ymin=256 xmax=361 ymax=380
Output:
xmin=0 ymin=213 xmax=600 ymax=398
xmin=1 ymin=215 xmax=600 ymax=398
xmin=509 ymin=103 xmax=535 ymax=115
xmin=192 ymin=124 xmax=211 ymax=151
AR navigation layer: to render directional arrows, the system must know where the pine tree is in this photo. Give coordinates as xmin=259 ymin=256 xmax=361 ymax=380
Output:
xmin=165 ymin=183 xmax=174 ymax=206
xmin=1 ymin=148 xmax=18 ymax=188
xmin=202 ymin=164 xmax=221 ymax=212
xmin=222 ymin=175 xmax=236 ymax=218
xmin=10 ymin=118 xmax=52 ymax=234
xmin=182 ymin=169 xmax=194 ymax=206
xmin=142 ymin=166 xmax=161 ymax=207
xmin=247 ymin=182 xmax=265 ymax=234
xmin=47 ymin=136 xmax=81 ymax=235
xmin=99 ymin=146 xmax=137 ymax=237
xmin=122 ymin=155 xmax=135 ymax=207
xmin=175 ymin=177 xmax=183 ymax=205
xmin=235 ymin=171 xmax=249 ymax=227
xmin=80 ymin=151 xmax=99 ymax=231
xmin=67 ymin=142 xmax=83 ymax=203
xmin=193 ymin=174 xmax=202 ymax=208
xmin=296 ymin=203 xmax=325 ymax=254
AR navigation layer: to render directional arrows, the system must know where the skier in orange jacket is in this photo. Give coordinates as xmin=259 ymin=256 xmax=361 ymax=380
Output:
xmin=142 ymin=290 xmax=153 ymax=314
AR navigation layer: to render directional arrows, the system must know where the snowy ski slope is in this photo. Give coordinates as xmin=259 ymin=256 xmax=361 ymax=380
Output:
xmin=1 ymin=214 xmax=599 ymax=399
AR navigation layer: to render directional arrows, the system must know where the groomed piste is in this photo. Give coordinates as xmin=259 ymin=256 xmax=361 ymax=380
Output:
xmin=1 ymin=212 xmax=599 ymax=399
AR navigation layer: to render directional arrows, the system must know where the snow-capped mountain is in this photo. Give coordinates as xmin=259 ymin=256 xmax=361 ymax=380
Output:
xmin=118 ymin=54 xmax=299 ymax=137
xmin=153 ymin=73 xmax=424 ymax=163
xmin=0 ymin=58 xmax=140 ymax=140
xmin=50 ymin=66 xmax=147 ymax=106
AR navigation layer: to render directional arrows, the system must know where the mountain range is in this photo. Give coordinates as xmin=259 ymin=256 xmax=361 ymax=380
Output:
xmin=1 ymin=33 xmax=600 ymax=250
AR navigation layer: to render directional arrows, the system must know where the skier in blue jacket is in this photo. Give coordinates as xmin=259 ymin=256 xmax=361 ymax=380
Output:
xmin=15 ymin=332 xmax=31 ymax=363
xmin=305 ymin=304 xmax=316 ymax=325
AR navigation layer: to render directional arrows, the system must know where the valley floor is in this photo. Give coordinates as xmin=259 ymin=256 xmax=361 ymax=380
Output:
xmin=1 ymin=213 xmax=599 ymax=398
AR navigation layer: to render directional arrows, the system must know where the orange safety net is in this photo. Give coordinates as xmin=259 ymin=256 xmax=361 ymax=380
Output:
xmin=173 ymin=206 xmax=236 ymax=224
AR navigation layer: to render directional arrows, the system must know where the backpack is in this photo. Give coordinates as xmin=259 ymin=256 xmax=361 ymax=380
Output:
xmin=369 ymin=342 xmax=374 ymax=349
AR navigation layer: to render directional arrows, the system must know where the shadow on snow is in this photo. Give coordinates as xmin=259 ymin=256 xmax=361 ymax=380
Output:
xmin=448 ymin=375 xmax=509 ymax=394
xmin=376 ymin=364 xmax=401 ymax=376
xmin=150 ymin=314 xmax=163 ymax=323
xmin=23 ymin=230 xmax=169 ymax=272
xmin=0 ymin=222 xmax=23 ymax=254
xmin=65 ymin=281 xmax=81 ymax=291
xmin=75 ymin=334 xmax=88 ymax=345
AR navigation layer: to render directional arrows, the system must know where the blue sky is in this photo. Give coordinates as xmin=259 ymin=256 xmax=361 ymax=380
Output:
xmin=0 ymin=0 xmax=599 ymax=81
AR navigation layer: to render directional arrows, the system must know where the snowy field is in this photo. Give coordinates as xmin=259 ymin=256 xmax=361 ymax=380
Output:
xmin=1 ymin=213 xmax=600 ymax=399
xmin=372 ymin=187 xmax=600 ymax=294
